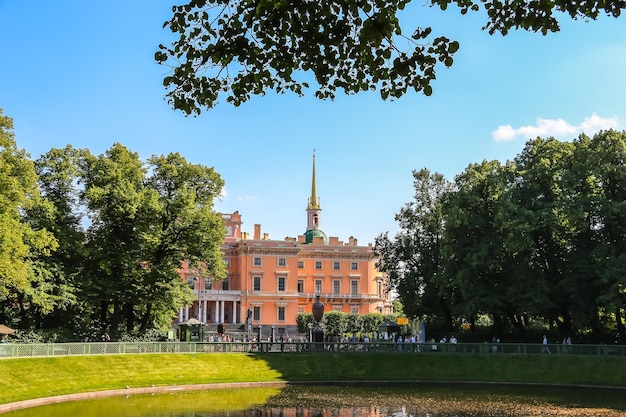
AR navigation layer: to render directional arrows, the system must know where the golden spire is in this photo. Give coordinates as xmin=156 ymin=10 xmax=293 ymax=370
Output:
xmin=308 ymin=149 xmax=320 ymax=210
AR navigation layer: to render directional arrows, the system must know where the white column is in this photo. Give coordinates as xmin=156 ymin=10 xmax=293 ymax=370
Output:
xmin=202 ymin=300 xmax=208 ymax=323
xmin=214 ymin=301 xmax=219 ymax=324
xmin=232 ymin=301 xmax=238 ymax=324
xmin=184 ymin=306 xmax=189 ymax=321
xmin=220 ymin=300 xmax=225 ymax=323
xmin=179 ymin=307 xmax=184 ymax=323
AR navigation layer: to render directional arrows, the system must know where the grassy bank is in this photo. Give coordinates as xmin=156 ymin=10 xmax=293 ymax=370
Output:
xmin=1 ymin=352 xmax=625 ymax=404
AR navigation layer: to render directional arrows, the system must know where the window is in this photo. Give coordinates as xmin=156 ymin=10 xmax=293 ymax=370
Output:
xmin=297 ymin=261 xmax=304 ymax=269
xmin=377 ymin=281 xmax=382 ymax=297
xmin=333 ymin=306 xmax=342 ymax=312
xmin=333 ymin=280 xmax=341 ymax=295
xmin=278 ymin=276 xmax=286 ymax=292
xmin=187 ymin=276 xmax=196 ymax=288
xmin=297 ymin=280 xmax=304 ymax=293
xmin=278 ymin=257 xmax=286 ymax=267
xmin=224 ymin=258 xmax=230 ymax=267
xmin=351 ymin=280 xmax=359 ymax=295
xmin=351 ymin=306 xmax=359 ymax=314
xmin=315 ymin=261 xmax=322 ymax=269
xmin=278 ymin=306 xmax=286 ymax=321
xmin=253 ymin=257 xmax=262 ymax=266
xmin=253 ymin=306 xmax=261 ymax=321
xmin=315 ymin=280 xmax=322 ymax=294
xmin=351 ymin=262 xmax=358 ymax=270
xmin=333 ymin=261 xmax=340 ymax=270
xmin=222 ymin=279 xmax=230 ymax=291
xmin=253 ymin=276 xmax=261 ymax=291
xmin=204 ymin=279 xmax=213 ymax=290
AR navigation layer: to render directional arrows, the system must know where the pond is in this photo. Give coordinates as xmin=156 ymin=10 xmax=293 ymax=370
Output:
xmin=3 ymin=384 xmax=626 ymax=416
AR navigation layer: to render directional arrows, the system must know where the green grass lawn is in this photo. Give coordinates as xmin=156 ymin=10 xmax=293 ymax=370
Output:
xmin=1 ymin=352 xmax=625 ymax=405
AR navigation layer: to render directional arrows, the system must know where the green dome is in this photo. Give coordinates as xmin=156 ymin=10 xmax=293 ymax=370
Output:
xmin=303 ymin=229 xmax=329 ymax=244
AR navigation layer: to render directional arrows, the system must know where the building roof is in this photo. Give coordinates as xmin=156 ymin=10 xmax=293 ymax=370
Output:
xmin=303 ymin=228 xmax=329 ymax=244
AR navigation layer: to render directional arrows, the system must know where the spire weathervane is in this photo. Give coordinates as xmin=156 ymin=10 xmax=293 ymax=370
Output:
xmin=308 ymin=149 xmax=320 ymax=210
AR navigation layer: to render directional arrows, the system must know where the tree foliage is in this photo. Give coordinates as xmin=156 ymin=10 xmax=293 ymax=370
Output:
xmin=0 ymin=110 xmax=57 ymax=322
xmin=0 ymin=109 xmax=227 ymax=337
xmin=375 ymin=130 xmax=626 ymax=342
xmin=156 ymin=0 xmax=625 ymax=114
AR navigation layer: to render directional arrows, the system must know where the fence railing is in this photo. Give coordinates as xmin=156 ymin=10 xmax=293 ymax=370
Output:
xmin=0 ymin=341 xmax=624 ymax=359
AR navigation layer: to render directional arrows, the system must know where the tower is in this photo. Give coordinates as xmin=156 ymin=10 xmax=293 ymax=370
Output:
xmin=304 ymin=150 xmax=328 ymax=244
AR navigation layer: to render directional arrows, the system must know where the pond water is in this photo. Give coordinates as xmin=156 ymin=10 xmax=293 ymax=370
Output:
xmin=4 ymin=384 xmax=626 ymax=417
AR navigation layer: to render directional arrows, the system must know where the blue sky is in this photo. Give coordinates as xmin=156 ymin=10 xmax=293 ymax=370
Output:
xmin=1 ymin=1 xmax=624 ymax=245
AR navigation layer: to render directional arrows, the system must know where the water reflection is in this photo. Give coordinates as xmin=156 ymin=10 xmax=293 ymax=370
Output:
xmin=4 ymin=385 xmax=626 ymax=417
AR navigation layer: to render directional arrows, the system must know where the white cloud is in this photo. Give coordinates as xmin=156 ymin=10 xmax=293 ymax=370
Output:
xmin=236 ymin=194 xmax=259 ymax=202
xmin=492 ymin=113 xmax=619 ymax=142
xmin=218 ymin=187 xmax=228 ymax=200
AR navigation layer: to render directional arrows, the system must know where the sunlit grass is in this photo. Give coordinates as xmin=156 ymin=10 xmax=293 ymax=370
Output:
xmin=1 ymin=352 xmax=625 ymax=405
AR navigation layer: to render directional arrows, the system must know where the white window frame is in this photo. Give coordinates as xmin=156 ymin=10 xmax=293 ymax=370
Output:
xmin=277 ymin=276 xmax=286 ymax=292
xmin=351 ymin=280 xmax=359 ymax=295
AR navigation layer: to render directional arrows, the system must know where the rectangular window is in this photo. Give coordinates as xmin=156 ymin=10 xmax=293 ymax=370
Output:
xmin=253 ymin=257 xmax=262 ymax=266
xmin=187 ymin=276 xmax=196 ymax=288
xmin=278 ymin=276 xmax=286 ymax=292
xmin=333 ymin=261 xmax=340 ymax=270
xmin=297 ymin=279 xmax=304 ymax=293
xmin=333 ymin=280 xmax=340 ymax=295
xmin=315 ymin=261 xmax=322 ymax=269
xmin=204 ymin=279 xmax=213 ymax=290
xmin=351 ymin=262 xmax=358 ymax=270
xmin=253 ymin=276 xmax=261 ymax=291
xmin=351 ymin=280 xmax=359 ymax=295
xmin=351 ymin=306 xmax=359 ymax=314
xmin=253 ymin=306 xmax=261 ymax=321
xmin=222 ymin=279 xmax=230 ymax=291
xmin=224 ymin=258 xmax=231 ymax=267
xmin=278 ymin=257 xmax=286 ymax=267
xmin=315 ymin=280 xmax=322 ymax=294
xmin=333 ymin=306 xmax=342 ymax=312
xmin=278 ymin=306 xmax=286 ymax=321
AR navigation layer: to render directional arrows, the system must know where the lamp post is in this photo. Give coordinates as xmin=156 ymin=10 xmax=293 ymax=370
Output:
xmin=271 ymin=323 xmax=276 ymax=343
xmin=193 ymin=276 xmax=201 ymax=320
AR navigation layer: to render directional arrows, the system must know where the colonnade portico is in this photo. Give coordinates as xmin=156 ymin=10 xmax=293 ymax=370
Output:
xmin=178 ymin=292 xmax=242 ymax=325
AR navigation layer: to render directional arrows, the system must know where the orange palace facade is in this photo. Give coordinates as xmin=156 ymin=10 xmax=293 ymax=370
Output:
xmin=177 ymin=153 xmax=392 ymax=336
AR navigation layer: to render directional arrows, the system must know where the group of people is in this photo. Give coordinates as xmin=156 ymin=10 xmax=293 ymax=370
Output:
xmin=542 ymin=335 xmax=573 ymax=354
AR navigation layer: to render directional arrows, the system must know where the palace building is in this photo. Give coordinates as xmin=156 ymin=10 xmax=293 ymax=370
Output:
xmin=177 ymin=152 xmax=392 ymax=337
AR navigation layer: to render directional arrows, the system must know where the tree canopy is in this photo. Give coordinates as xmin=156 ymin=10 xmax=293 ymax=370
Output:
xmin=0 ymin=110 xmax=227 ymax=339
xmin=156 ymin=0 xmax=625 ymax=114
xmin=375 ymin=130 xmax=626 ymax=343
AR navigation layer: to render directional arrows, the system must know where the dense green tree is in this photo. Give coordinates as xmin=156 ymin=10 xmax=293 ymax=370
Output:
xmin=137 ymin=152 xmax=226 ymax=331
xmin=322 ymin=310 xmax=348 ymax=338
xmin=345 ymin=312 xmax=363 ymax=334
xmin=508 ymin=138 xmax=576 ymax=333
xmin=0 ymin=110 xmax=57 ymax=325
xmin=441 ymin=160 xmax=515 ymax=334
xmin=80 ymin=144 xmax=227 ymax=335
xmin=25 ymin=146 xmax=87 ymax=330
xmin=361 ymin=312 xmax=386 ymax=334
xmin=156 ymin=0 xmax=625 ymax=114
xmin=568 ymin=131 xmax=626 ymax=341
xmin=374 ymin=169 xmax=453 ymax=328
